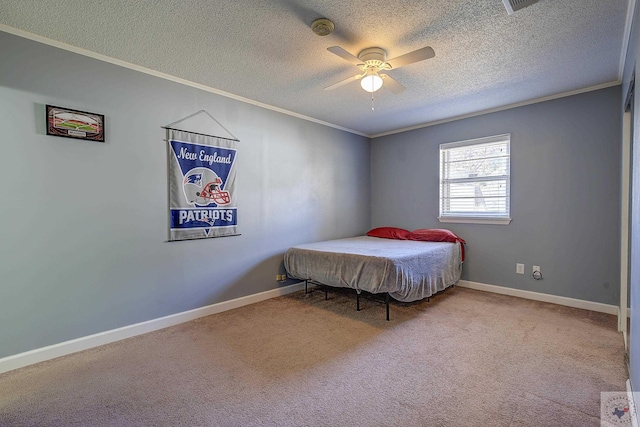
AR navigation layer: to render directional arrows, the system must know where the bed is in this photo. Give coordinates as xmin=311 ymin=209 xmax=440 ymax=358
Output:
xmin=284 ymin=231 xmax=464 ymax=320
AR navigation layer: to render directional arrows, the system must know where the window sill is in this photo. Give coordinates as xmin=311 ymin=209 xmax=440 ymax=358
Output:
xmin=438 ymin=216 xmax=512 ymax=225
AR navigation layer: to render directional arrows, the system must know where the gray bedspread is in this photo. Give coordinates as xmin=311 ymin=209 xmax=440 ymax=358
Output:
xmin=284 ymin=236 xmax=462 ymax=302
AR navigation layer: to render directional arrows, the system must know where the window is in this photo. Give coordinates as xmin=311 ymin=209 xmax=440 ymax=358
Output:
xmin=439 ymin=134 xmax=511 ymax=225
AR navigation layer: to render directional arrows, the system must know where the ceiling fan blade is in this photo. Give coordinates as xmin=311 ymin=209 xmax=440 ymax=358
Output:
xmin=380 ymin=74 xmax=405 ymax=94
xmin=324 ymin=74 xmax=362 ymax=90
xmin=327 ymin=46 xmax=363 ymax=66
xmin=386 ymin=46 xmax=435 ymax=69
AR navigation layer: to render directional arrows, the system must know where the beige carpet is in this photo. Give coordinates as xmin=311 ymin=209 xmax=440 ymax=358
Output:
xmin=0 ymin=286 xmax=627 ymax=426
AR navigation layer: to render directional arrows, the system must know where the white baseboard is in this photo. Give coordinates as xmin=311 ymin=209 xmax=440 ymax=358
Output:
xmin=457 ymin=280 xmax=619 ymax=315
xmin=0 ymin=282 xmax=305 ymax=375
xmin=625 ymin=331 xmax=629 ymax=352
xmin=621 ymin=306 xmax=631 ymax=318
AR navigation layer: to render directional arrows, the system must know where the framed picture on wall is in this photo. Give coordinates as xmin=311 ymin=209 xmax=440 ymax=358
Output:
xmin=46 ymin=105 xmax=105 ymax=142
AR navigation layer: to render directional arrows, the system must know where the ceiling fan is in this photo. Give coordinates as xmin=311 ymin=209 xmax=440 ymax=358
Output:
xmin=324 ymin=45 xmax=436 ymax=94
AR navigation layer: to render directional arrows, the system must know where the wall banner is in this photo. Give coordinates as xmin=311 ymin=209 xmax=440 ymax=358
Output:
xmin=167 ymin=128 xmax=238 ymax=241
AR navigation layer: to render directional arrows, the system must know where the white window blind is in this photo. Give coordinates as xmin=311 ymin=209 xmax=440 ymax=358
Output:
xmin=439 ymin=134 xmax=511 ymax=225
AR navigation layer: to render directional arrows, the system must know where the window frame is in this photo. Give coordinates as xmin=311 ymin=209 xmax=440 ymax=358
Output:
xmin=438 ymin=134 xmax=512 ymax=225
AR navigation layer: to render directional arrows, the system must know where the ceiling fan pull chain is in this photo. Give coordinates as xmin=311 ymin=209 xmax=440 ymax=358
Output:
xmin=371 ymin=92 xmax=375 ymax=111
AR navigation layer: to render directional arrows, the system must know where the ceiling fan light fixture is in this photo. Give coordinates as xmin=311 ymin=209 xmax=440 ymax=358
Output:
xmin=361 ymin=70 xmax=383 ymax=93
xmin=325 ymin=44 xmax=432 ymax=96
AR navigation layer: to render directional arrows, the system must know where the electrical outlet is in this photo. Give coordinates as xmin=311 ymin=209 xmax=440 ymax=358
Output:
xmin=516 ymin=263 xmax=524 ymax=274
xmin=281 ymin=274 xmax=286 ymax=281
xmin=532 ymin=265 xmax=542 ymax=280
xmin=276 ymin=275 xmax=281 ymax=281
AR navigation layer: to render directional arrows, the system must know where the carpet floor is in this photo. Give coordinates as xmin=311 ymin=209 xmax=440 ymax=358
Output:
xmin=0 ymin=286 xmax=627 ymax=426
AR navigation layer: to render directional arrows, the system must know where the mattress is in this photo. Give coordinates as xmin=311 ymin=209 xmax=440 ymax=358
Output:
xmin=284 ymin=236 xmax=462 ymax=302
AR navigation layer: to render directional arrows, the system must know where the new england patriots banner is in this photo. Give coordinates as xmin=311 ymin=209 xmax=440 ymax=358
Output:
xmin=168 ymin=128 xmax=238 ymax=241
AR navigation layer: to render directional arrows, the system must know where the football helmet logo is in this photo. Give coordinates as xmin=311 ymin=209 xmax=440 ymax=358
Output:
xmin=183 ymin=167 xmax=231 ymax=206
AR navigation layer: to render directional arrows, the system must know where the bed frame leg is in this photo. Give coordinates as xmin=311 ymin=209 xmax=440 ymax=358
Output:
xmin=427 ymin=296 xmax=430 ymax=303
xmin=325 ymin=286 xmax=328 ymax=301
xmin=356 ymin=292 xmax=360 ymax=311
xmin=386 ymin=293 xmax=390 ymax=321
xmin=305 ymin=280 xmax=308 ymax=294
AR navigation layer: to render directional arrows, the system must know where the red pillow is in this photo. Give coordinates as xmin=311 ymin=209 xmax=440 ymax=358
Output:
xmin=407 ymin=228 xmax=465 ymax=243
xmin=366 ymin=227 xmax=411 ymax=240
xmin=407 ymin=229 xmax=466 ymax=261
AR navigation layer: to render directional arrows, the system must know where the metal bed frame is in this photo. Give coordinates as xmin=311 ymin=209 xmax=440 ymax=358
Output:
xmin=304 ymin=280 xmax=441 ymax=321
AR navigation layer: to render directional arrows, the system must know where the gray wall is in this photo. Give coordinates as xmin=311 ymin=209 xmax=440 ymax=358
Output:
xmin=0 ymin=32 xmax=371 ymax=359
xmin=623 ymin=0 xmax=640 ymax=397
xmin=372 ymin=86 xmax=622 ymax=305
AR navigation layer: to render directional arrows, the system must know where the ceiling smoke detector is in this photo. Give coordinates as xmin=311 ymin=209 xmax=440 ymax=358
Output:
xmin=502 ymin=0 xmax=539 ymax=15
xmin=311 ymin=18 xmax=335 ymax=36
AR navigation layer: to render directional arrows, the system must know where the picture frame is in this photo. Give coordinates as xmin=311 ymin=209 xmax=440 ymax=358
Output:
xmin=46 ymin=105 xmax=105 ymax=142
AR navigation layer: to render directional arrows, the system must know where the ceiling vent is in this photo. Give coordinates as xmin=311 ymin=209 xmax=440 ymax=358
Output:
xmin=502 ymin=0 xmax=539 ymax=15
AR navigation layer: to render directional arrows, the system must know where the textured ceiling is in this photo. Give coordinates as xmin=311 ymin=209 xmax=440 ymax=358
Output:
xmin=0 ymin=0 xmax=632 ymax=136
